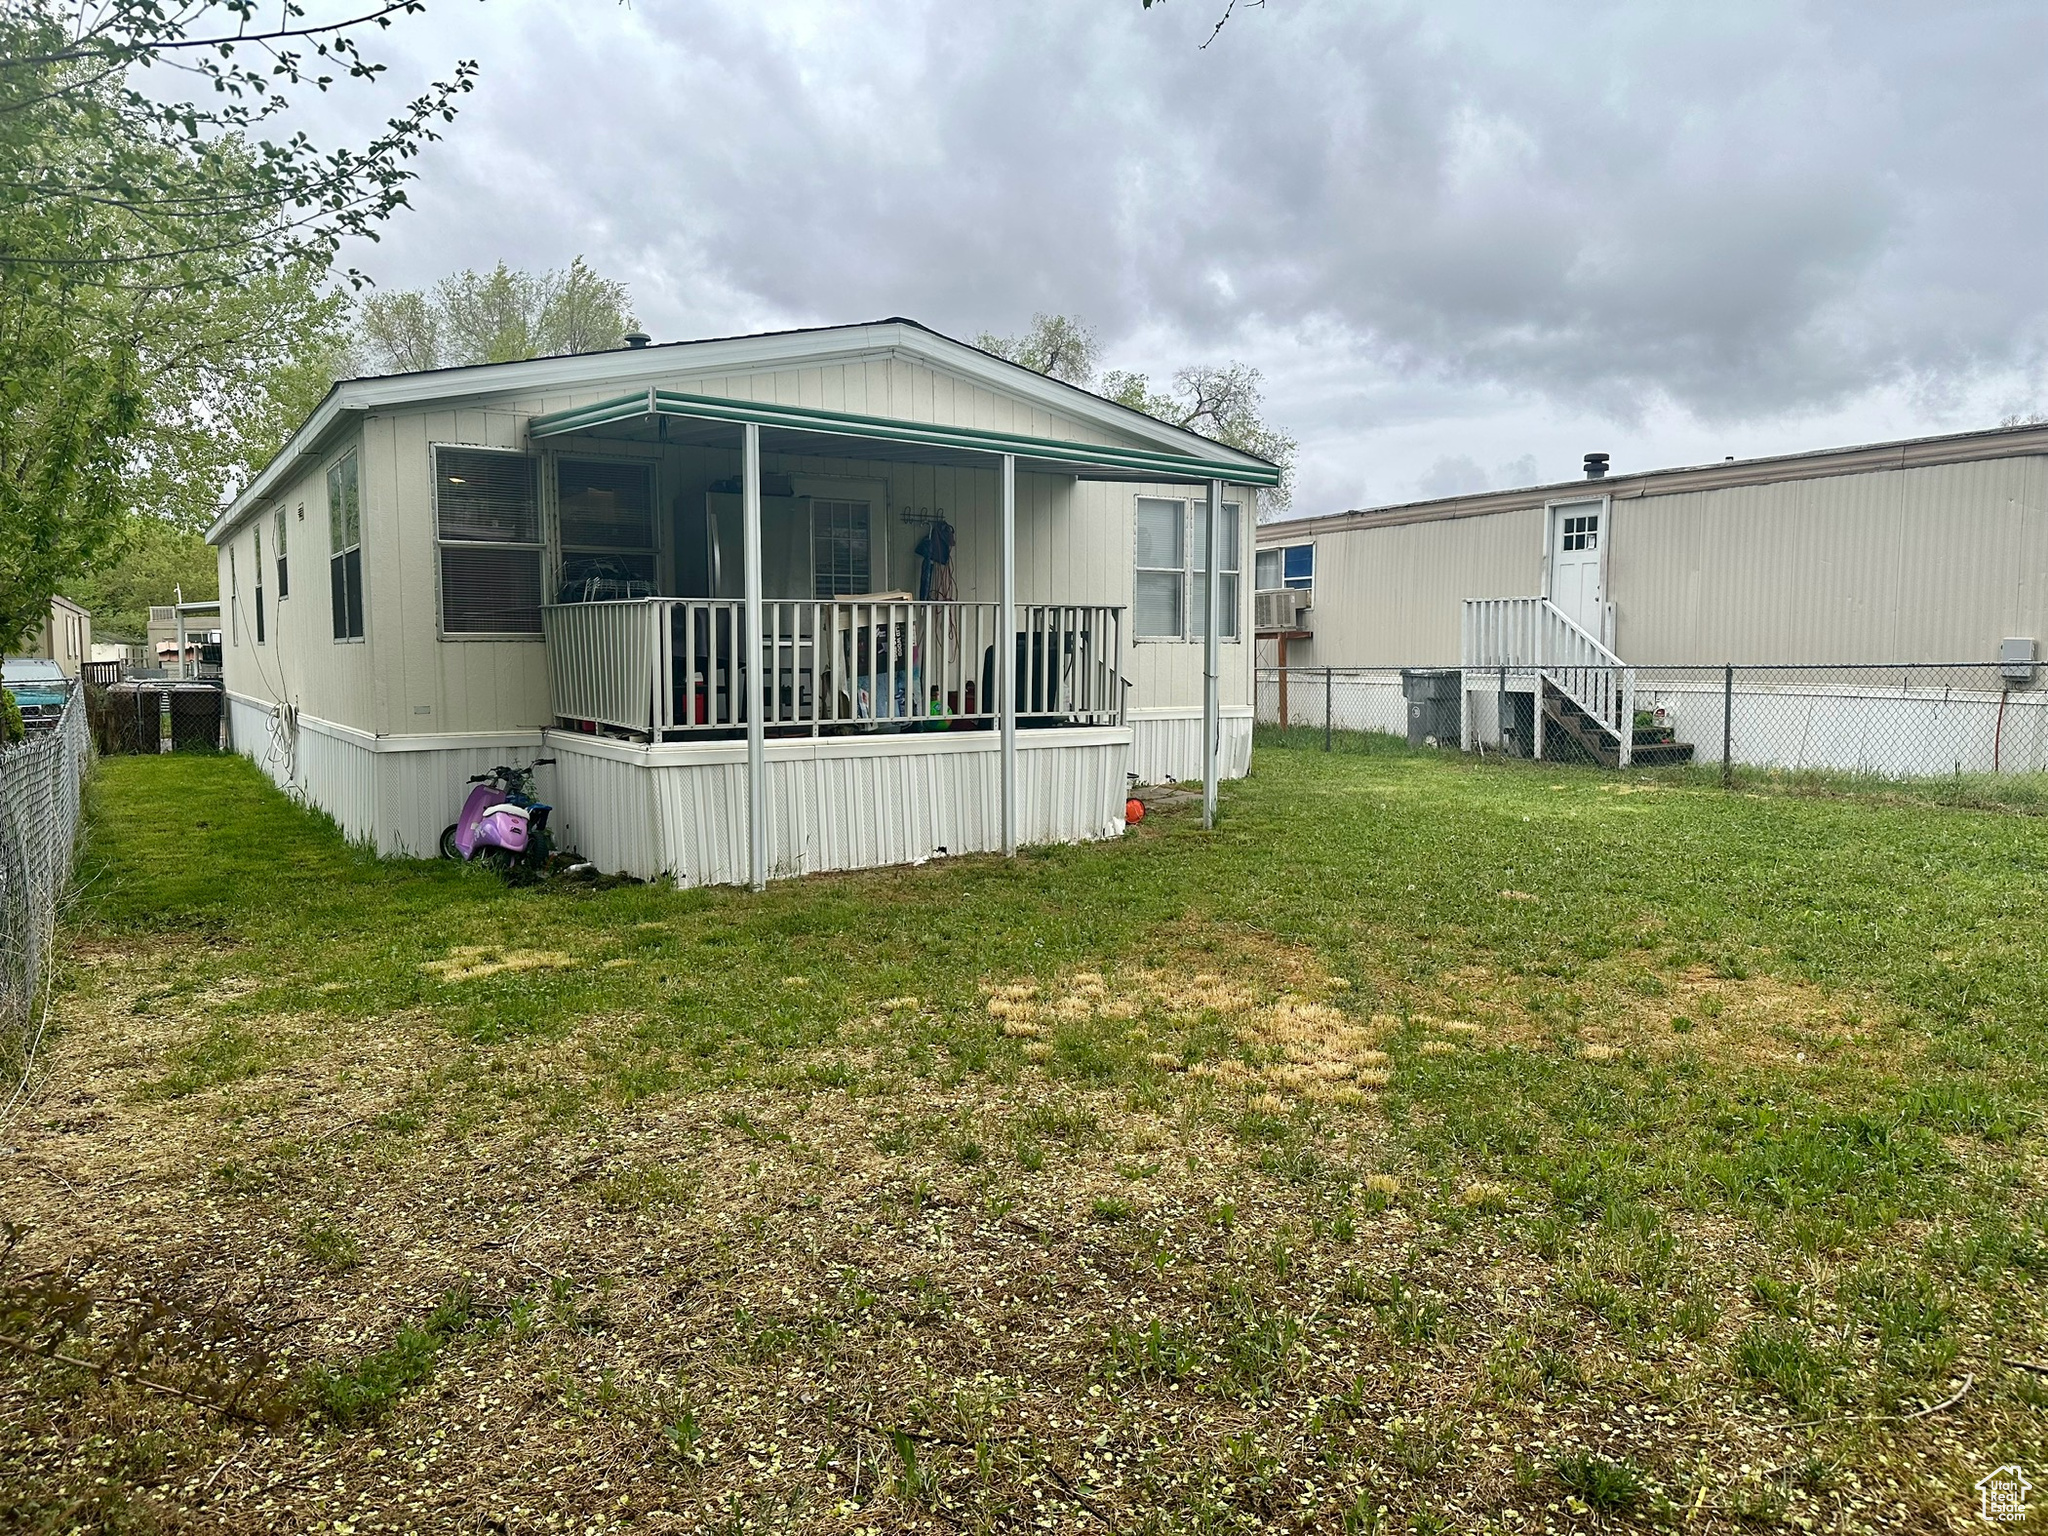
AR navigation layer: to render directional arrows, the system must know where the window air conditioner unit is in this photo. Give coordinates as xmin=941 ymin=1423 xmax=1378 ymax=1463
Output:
xmin=1256 ymin=589 xmax=1309 ymax=632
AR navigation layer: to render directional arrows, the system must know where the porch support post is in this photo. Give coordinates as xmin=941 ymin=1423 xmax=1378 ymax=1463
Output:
xmin=743 ymin=422 xmax=767 ymax=890
xmin=999 ymin=453 xmax=1017 ymax=856
xmin=1203 ymin=479 xmax=1222 ymax=830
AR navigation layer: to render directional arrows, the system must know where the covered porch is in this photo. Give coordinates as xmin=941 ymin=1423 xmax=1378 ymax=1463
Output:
xmin=521 ymin=387 xmax=1274 ymax=886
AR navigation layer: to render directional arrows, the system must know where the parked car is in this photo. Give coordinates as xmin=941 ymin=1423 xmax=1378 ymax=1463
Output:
xmin=3 ymin=657 xmax=73 ymax=732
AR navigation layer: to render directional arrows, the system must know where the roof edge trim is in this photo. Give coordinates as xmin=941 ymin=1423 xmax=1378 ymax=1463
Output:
xmin=1261 ymin=421 xmax=2048 ymax=543
xmin=528 ymin=389 xmax=1283 ymax=485
xmin=211 ymin=319 xmax=1279 ymax=541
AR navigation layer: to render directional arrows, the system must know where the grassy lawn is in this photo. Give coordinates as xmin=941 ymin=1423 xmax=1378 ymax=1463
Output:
xmin=3 ymin=741 xmax=2045 ymax=1533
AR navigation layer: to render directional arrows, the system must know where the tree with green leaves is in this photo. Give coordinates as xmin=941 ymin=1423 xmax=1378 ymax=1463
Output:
xmin=975 ymin=312 xmax=1101 ymax=385
xmin=128 ymin=263 xmax=360 ymax=533
xmin=62 ymin=261 xmax=353 ymax=640
xmin=0 ymin=1 xmax=476 ymax=651
xmin=978 ymin=312 xmax=1297 ymax=512
xmin=60 ymin=512 xmax=217 ymax=645
xmin=359 ymin=258 xmax=638 ymax=373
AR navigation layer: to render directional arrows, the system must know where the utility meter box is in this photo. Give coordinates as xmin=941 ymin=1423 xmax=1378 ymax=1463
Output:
xmin=2001 ymin=637 xmax=2038 ymax=684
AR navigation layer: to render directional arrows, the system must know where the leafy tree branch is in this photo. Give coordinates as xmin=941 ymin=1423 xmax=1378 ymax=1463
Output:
xmin=0 ymin=1 xmax=475 ymax=649
xmin=979 ymin=312 xmax=1297 ymax=511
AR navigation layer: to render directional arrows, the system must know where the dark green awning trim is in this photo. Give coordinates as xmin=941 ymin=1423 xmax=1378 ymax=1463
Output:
xmin=526 ymin=388 xmax=1281 ymax=487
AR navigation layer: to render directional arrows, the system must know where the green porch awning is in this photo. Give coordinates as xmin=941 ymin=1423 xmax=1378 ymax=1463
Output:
xmin=526 ymin=388 xmax=1281 ymax=488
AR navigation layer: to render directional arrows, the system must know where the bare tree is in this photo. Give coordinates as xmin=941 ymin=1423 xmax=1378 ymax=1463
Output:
xmin=1140 ymin=0 xmax=1268 ymax=50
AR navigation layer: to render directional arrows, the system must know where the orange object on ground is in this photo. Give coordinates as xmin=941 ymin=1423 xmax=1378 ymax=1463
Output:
xmin=1125 ymin=797 xmax=1145 ymax=824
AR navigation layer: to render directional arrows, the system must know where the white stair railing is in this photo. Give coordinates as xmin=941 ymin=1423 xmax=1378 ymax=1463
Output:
xmin=1462 ymin=596 xmax=1633 ymax=766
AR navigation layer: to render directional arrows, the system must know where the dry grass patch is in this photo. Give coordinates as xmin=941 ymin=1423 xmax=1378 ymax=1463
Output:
xmin=1390 ymin=948 xmax=1907 ymax=1077
xmin=984 ymin=931 xmax=1396 ymax=1114
xmin=419 ymin=945 xmax=578 ymax=982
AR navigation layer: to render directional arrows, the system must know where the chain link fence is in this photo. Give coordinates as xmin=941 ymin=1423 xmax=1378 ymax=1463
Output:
xmin=1 ymin=687 xmax=91 ymax=1077
xmin=86 ymin=680 xmax=225 ymax=755
xmin=1258 ymin=663 xmax=2048 ymax=791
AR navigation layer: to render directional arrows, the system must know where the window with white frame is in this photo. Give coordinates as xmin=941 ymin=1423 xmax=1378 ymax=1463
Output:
xmin=557 ymin=458 xmax=656 ymax=596
xmin=254 ymin=526 xmax=266 ymax=644
xmin=1135 ymin=496 xmax=1241 ymax=640
xmin=274 ymin=506 xmax=289 ymax=599
xmin=327 ymin=450 xmax=363 ymax=641
xmin=1134 ymin=497 xmax=1185 ymax=638
xmin=812 ymin=498 xmax=873 ymax=596
xmin=1195 ymin=500 xmax=1242 ymax=641
xmin=435 ymin=446 xmax=542 ymax=635
xmin=1254 ymin=542 xmax=1314 ymax=593
xmin=229 ymin=544 xmax=240 ymax=645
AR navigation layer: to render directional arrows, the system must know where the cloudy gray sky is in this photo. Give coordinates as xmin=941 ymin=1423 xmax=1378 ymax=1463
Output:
xmin=315 ymin=0 xmax=2048 ymax=516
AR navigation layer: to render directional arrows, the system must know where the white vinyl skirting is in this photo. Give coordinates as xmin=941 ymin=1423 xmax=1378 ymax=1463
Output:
xmin=1127 ymin=708 xmax=1253 ymax=785
xmin=228 ymin=693 xmax=1135 ymax=883
xmin=227 ymin=692 xmax=543 ymax=857
xmin=543 ymin=726 xmax=1133 ymax=885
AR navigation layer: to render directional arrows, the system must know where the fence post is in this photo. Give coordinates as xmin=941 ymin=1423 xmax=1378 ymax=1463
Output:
xmin=1618 ymin=668 xmax=1635 ymax=769
xmin=1324 ymin=667 xmax=1333 ymax=752
xmin=1498 ymin=666 xmax=1507 ymax=756
xmin=1722 ymin=663 xmax=1734 ymax=788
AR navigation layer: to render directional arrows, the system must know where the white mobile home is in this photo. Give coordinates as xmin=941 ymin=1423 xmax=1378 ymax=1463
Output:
xmin=1256 ymin=423 xmax=2048 ymax=773
xmin=208 ymin=320 xmax=1276 ymax=884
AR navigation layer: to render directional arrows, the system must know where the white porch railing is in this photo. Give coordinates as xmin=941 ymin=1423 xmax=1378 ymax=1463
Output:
xmin=544 ymin=598 xmax=1124 ymax=739
xmin=1462 ymin=596 xmax=1635 ymax=766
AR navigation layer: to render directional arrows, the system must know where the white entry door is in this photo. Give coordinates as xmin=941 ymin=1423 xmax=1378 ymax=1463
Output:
xmin=1548 ymin=501 xmax=1605 ymax=638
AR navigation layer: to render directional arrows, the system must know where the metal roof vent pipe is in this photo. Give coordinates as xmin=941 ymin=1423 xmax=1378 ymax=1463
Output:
xmin=622 ymin=329 xmax=652 ymax=349
xmin=1583 ymin=452 xmax=1610 ymax=480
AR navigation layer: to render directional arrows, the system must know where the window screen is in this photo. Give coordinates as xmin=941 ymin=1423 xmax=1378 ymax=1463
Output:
xmin=558 ymin=459 xmax=654 ymax=548
xmin=1134 ymin=497 xmax=1185 ymax=638
xmin=327 ymin=450 xmax=363 ymax=640
xmin=812 ymin=499 xmax=872 ymax=597
xmin=440 ymin=546 xmax=546 ymax=634
xmin=557 ymin=458 xmax=656 ymax=594
xmin=1255 ymin=548 xmax=1281 ymax=589
xmin=435 ymin=446 xmax=541 ymax=635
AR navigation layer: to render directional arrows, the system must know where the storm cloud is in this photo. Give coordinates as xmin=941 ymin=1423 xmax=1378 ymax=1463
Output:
xmin=323 ymin=0 xmax=2048 ymax=510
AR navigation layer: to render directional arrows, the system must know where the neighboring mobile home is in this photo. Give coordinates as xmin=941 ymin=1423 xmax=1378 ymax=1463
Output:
xmin=18 ymin=595 xmax=91 ymax=678
xmin=208 ymin=320 xmax=1277 ymax=884
xmin=1255 ymin=422 xmax=2048 ymax=771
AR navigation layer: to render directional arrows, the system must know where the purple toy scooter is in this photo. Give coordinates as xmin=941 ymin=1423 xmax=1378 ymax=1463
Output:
xmin=440 ymin=759 xmax=556 ymax=873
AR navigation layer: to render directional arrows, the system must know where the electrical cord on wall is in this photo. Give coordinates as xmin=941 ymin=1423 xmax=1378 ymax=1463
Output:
xmin=227 ymin=582 xmax=302 ymax=794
